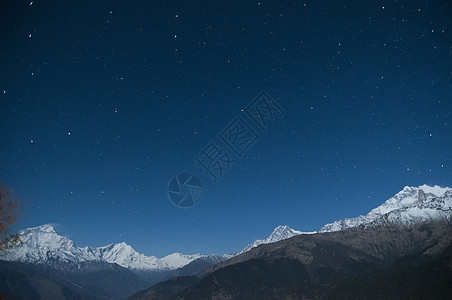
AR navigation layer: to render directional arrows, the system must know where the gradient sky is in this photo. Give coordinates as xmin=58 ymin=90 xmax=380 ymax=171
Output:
xmin=1 ymin=0 xmax=451 ymax=257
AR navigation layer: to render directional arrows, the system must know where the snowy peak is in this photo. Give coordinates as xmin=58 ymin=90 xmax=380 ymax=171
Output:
xmin=416 ymin=184 xmax=449 ymax=196
xmin=94 ymin=242 xmax=162 ymax=270
xmin=32 ymin=224 xmax=57 ymax=233
xmin=369 ymin=185 xmax=448 ymax=216
xmin=238 ymin=185 xmax=451 ymax=255
xmin=160 ymin=253 xmax=204 ymax=270
xmin=320 ymin=185 xmax=452 ymax=232
xmin=96 ymin=242 xmax=143 ymax=260
xmin=3 ymin=184 xmax=451 ymax=267
xmin=0 ymin=224 xmax=90 ymax=264
xmin=0 ymin=225 xmax=202 ymax=271
xmin=268 ymin=225 xmax=303 ymax=242
xmin=238 ymin=225 xmax=314 ymax=254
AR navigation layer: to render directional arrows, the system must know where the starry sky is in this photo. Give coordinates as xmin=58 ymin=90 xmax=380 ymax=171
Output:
xmin=1 ymin=0 xmax=451 ymax=257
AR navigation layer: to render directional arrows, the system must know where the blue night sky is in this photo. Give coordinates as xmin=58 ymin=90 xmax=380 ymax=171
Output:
xmin=1 ymin=0 xmax=451 ymax=257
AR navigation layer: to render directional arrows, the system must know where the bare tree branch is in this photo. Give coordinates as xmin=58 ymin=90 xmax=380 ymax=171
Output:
xmin=0 ymin=184 xmax=22 ymax=249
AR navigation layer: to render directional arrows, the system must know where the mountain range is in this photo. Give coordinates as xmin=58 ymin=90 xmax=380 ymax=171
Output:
xmin=130 ymin=184 xmax=452 ymax=299
xmin=0 ymin=224 xmax=203 ymax=271
xmin=139 ymin=219 xmax=452 ymax=299
xmin=319 ymin=184 xmax=451 ymax=232
xmin=1 ymin=184 xmax=451 ymax=299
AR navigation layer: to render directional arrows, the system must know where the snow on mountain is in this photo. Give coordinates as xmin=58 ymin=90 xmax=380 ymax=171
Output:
xmin=0 ymin=225 xmax=97 ymax=264
xmin=236 ymin=185 xmax=451 ymax=255
xmin=320 ymin=184 xmax=452 ymax=232
xmin=93 ymin=242 xmax=163 ymax=270
xmin=237 ymin=225 xmax=315 ymax=255
xmin=0 ymin=225 xmax=202 ymax=271
xmin=160 ymin=253 xmax=204 ymax=270
xmin=2 ymin=185 xmax=450 ymax=265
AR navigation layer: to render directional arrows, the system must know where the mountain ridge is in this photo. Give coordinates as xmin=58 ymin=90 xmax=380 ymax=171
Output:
xmin=0 ymin=225 xmax=203 ymax=271
xmin=235 ymin=184 xmax=451 ymax=254
xmin=319 ymin=184 xmax=451 ymax=232
xmin=1 ymin=184 xmax=451 ymax=272
xmin=160 ymin=221 xmax=452 ymax=299
xmin=1 ymin=184 xmax=452 ymax=299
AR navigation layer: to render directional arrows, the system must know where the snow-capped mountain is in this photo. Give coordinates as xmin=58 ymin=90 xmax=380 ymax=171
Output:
xmin=320 ymin=184 xmax=452 ymax=232
xmin=2 ymin=184 xmax=451 ymax=269
xmin=94 ymin=242 xmax=201 ymax=270
xmin=236 ymin=185 xmax=451 ymax=255
xmin=0 ymin=225 xmax=202 ymax=271
xmin=237 ymin=225 xmax=315 ymax=255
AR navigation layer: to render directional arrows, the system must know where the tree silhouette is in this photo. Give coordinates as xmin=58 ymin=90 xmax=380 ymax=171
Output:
xmin=0 ymin=184 xmax=21 ymax=249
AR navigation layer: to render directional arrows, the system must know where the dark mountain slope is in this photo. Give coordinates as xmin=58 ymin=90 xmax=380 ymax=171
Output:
xmin=328 ymin=243 xmax=452 ymax=299
xmin=0 ymin=260 xmax=95 ymax=300
xmin=0 ymin=260 xmax=149 ymax=300
xmin=167 ymin=255 xmax=226 ymax=278
xmin=131 ymin=221 xmax=452 ymax=300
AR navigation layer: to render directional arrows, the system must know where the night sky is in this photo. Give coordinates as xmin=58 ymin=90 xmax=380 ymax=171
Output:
xmin=1 ymin=0 xmax=451 ymax=257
